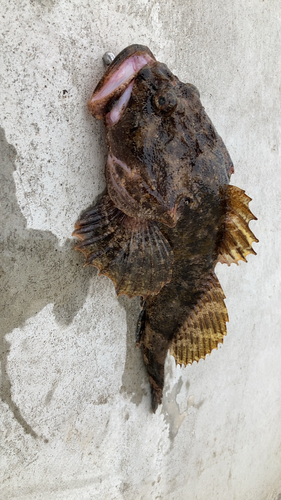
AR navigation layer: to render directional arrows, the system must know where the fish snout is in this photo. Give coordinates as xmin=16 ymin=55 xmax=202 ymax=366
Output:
xmin=88 ymin=45 xmax=156 ymax=119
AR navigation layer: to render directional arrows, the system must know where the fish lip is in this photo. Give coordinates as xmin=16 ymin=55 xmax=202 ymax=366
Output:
xmin=102 ymin=44 xmax=155 ymax=72
xmin=88 ymin=44 xmax=156 ymax=119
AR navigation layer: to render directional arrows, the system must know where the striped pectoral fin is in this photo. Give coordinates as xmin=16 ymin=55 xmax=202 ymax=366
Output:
xmin=73 ymin=194 xmax=173 ymax=298
xmin=217 ymin=185 xmax=259 ymax=266
xmin=170 ymin=274 xmax=228 ymax=366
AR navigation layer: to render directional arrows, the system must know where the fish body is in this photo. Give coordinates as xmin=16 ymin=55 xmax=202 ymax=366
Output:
xmin=73 ymin=45 xmax=258 ymax=411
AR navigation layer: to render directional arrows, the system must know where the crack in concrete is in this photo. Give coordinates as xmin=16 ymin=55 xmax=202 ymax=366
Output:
xmin=0 ymin=127 xmax=95 ymax=438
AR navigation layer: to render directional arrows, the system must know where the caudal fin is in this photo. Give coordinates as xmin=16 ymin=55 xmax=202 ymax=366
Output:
xmin=140 ymin=273 xmax=229 ymax=411
xmin=138 ymin=301 xmax=169 ymax=412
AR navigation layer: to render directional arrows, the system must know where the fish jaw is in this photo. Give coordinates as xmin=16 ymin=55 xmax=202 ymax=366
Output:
xmin=88 ymin=44 xmax=156 ymax=119
xmin=105 ymin=82 xmax=134 ymax=127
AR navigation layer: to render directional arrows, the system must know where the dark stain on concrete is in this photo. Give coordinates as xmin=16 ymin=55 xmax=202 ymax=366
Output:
xmin=162 ymin=376 xmax=187 ymax=440
xmin=118 ymin=295 xmax=148 ymax=406
xmin=44 ymin=379 xmax=59 ymax=406
xmin=29 ymin=0 xmax=56 ymax=9
xmin=0 ymin=127 xmax=94 ymax=437
xmin=162 ymin=358 xmax=204 ymax=447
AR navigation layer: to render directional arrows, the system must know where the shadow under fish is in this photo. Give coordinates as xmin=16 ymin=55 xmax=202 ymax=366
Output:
xmin=73 ymin=44 xmax=258 ymax=412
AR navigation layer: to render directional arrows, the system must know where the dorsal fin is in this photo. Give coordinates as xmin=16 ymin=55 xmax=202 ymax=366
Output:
xmin=170 ymin=273 xmax=228 ymax=366
xmin=217 ymin=185 xmax=258 ymax=266
xmin=73 ymin=194 xmax=173 ymax=298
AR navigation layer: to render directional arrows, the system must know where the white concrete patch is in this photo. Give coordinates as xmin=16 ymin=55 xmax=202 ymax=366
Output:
xmin=1 ymin=0 xmax=281 ymax=499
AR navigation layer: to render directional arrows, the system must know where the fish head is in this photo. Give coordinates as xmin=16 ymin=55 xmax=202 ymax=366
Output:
xmin=88 ymin=44 xmax=234 ymax=226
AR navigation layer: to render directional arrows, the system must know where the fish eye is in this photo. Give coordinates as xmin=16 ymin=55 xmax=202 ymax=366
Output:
xmin=153 ymin=89 xmax=177 ymax=114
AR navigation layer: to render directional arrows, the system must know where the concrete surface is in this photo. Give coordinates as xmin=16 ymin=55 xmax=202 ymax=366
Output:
xmin=0 ymin=1 xmax=280 ymax=499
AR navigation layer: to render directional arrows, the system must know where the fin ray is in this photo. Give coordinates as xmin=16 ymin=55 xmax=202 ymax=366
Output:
xmin=73 ymin=194 xmax=173 ymax=298
xmin=170 ymin=273 xmax=228 ymax=366
xmin=218 ymin=185 xmax=258 ymax=266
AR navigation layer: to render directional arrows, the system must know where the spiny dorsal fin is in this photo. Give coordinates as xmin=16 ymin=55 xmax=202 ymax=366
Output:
xmin=170 ymin=273 xmax=228 ymax=366
xmin=218 ymin=185 xmax=258 ymax=266
xmin=73 ymin=194 xmax=173 ymax=298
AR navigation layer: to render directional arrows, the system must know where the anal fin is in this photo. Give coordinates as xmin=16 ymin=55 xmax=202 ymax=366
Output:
xmin=218 ymin=185 xmax=258 ymax=266
xmin=73 ymin=194 xmax=173 ymax=298
xmin=170 ymin=273 xmax=228 ymax=366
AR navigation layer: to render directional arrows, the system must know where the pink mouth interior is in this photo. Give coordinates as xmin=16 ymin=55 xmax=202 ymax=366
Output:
xmin=91 ymin=54 xmax=153 ymax=103
xmin=106 ymin=82 xmax=134 ymax=126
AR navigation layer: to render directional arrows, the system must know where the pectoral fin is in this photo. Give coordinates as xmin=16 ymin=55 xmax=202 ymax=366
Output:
xmin=73 ymin=194 xmax=173 ymax=298
xmin=217 ymin=185 xmax=258 ymax=266
xmin=170 ymin=273 xmax=228 ymax=366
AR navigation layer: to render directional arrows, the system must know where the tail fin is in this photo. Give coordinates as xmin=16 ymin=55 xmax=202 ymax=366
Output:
xmin=138 ymin=301 xmax=169 ymax=412
xmin=139 ymin=273 xmax=228 ymax=411
xmin=141 ymin=330 xmax=168 ymax=412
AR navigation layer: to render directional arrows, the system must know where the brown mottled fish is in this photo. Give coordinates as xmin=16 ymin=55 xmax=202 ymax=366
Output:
xmin=73 ymin=44 xmax=258 ymax=411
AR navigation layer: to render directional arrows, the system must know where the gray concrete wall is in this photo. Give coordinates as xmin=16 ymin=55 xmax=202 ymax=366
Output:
xmin=0 ymin=1 xmax=280 ymax=499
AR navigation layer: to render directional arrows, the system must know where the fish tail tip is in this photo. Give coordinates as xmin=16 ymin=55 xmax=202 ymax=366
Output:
xmin=150 ymin=386 xmax=163 ymax=413
xmin=151 ymin=397 xmax=159 ymax=413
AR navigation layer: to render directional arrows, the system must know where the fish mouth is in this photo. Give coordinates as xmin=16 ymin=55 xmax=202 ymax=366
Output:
xmin=88 ymin=44 xmax=156 ymax=120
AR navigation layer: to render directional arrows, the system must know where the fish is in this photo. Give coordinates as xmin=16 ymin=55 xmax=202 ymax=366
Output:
xmin=73 ymin=44 xmax=258 ymax=412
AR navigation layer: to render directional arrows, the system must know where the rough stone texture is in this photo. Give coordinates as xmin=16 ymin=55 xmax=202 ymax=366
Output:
xmin=0 ymin=1 xmax=280 ymax=499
